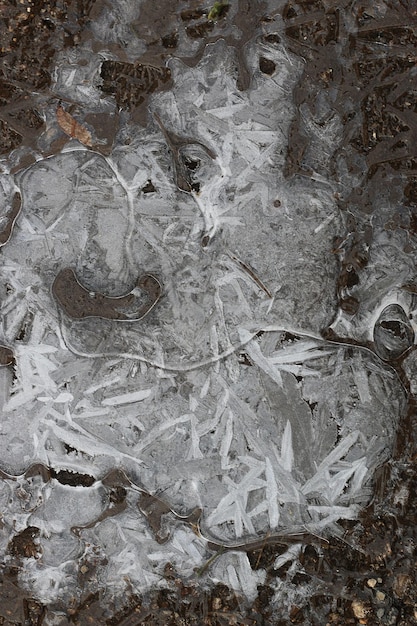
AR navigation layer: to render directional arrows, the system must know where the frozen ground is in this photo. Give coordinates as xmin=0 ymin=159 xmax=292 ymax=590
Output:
xmin=0 ymin=0 xmax=413 ymax=618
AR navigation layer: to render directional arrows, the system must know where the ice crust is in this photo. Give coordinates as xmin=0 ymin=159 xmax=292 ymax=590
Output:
xmin=0 ymin=32 xmax=407 ymax=608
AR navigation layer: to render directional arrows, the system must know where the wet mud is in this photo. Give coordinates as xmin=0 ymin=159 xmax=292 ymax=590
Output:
xmin=1 ymin=0 xmax=417 ymax=624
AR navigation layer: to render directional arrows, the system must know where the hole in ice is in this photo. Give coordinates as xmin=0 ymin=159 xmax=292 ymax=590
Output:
xmin=263 ymin=33 xmax=281 ymax=45
xmin=153 ymin=112 xmax=217 ymax=193
xmin=373 ymin=303 xmax=414 ymax=361
xmin=52 ymin=267 xmax=162 ymax=321
xmin=8 ymin=526 xmax=41 ymax=559
xmin=141 ymin=179 xmax=156 ymax=194
xmin=182 ymin=155 xmax=200 ymax=171
xmin=201 ymin=233 xmax=211 ymax=248
xmin=179 ymin=144 xmax=214 ymax=193
xmin=50 ymin=468 xmax=95 ymax=487
xmin=259 ymin=56 xmax=276 ymax=75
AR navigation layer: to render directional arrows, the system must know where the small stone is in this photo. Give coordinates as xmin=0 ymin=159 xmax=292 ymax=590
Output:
xmin=352 ymin=599 xmax=370 ymax=620
xmin=375 ymin=591 xmax=385 ymax=602
xmin=377 ymin=608 xmax=385 ymax=618
xmin=393 ymin=573 xmax=411 ymax=598
xmin=367 ymin=578 xmax=377 ymax=588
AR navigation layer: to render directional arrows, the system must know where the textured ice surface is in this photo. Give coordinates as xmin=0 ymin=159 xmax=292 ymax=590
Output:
xmin=0 ymin=31 xmax=406 ymax=608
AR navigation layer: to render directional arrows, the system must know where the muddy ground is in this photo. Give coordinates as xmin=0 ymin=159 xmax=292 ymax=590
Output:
xmin=1 ymin=0 xmax=417 ymax=624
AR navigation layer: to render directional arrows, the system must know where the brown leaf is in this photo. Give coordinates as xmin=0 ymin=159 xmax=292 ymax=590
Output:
xmin=56 ymin=105 xmax=92 ymax=147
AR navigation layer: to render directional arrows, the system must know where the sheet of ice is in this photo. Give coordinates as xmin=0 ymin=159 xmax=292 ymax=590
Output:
xmin=0 ymin=26 xmax=407 ymax=612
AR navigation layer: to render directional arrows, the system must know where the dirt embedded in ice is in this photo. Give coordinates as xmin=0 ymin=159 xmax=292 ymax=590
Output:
xmin=0 ymin=0 xmax=415 ymax=622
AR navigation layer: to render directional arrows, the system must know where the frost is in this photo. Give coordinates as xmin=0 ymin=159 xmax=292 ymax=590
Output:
xmin=212 ymin=552 xmax=266 ymax=603
xmin=265 ymin=456 xmax=280 ymax=528
xmin=101 ymin=388 xmax=153 ymax=406
xmin=279 ymin=421 xmax=294 ymax=474
xmin=274 ymin=544 xmax=303 ymax=571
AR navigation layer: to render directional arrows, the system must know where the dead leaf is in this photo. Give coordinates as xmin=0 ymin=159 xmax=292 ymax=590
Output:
xmin=56 ymin=105 xmax=92 ymax=147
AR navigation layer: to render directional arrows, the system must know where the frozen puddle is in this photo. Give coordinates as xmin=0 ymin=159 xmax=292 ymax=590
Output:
xmin=0 ymin=36 xmax=407 ymax=609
